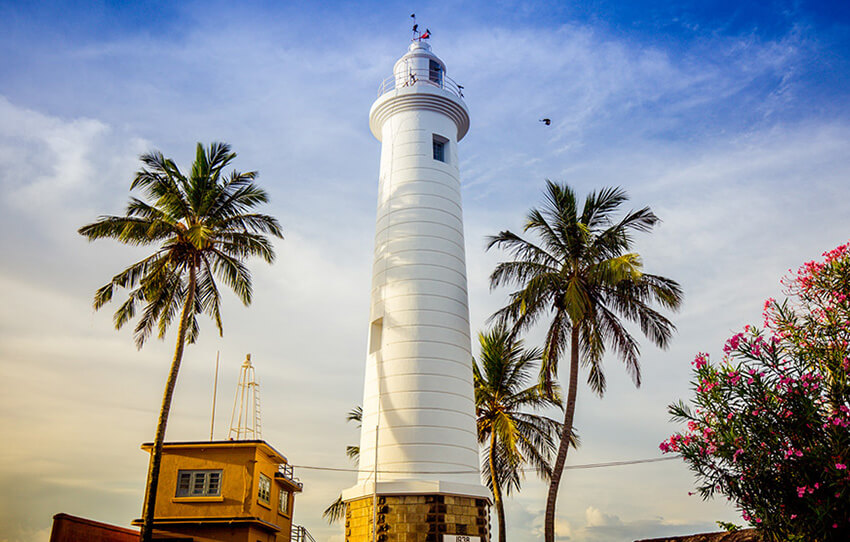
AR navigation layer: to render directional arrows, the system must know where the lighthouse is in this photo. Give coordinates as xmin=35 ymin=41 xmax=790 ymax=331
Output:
xmin=341 ymin=39 xmax=490 ymax=541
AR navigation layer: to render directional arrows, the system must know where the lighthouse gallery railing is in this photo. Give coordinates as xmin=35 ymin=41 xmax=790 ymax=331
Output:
xmin=377 ymin=69 xmax=464 ymax=99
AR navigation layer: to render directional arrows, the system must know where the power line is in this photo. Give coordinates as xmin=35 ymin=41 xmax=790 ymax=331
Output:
xmin=290 ymin=455 xmax=679 ymax=475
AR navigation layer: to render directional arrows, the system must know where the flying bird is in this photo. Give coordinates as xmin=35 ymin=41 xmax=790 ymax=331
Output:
xmin=540 ymin=118 xmax=552 ymax=126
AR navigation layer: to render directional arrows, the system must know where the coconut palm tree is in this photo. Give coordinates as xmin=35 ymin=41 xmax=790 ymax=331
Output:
xmin=474 ymin=325 xmax=565 ymax=542
xmin=78 ymin=142 xmax=282 ymax=542
xmin=486 ymin=181 xmax=683 ymax=542
xmin=323 ymin=405 xmax=363 ymax=523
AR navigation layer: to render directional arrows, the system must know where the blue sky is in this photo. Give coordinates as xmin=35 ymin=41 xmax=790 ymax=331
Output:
xmin=1 ymin=1 xmax=849 ymax=541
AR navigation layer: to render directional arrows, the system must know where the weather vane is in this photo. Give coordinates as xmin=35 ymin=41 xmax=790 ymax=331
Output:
xmin=410 ymin=13 xmax=430 ymax=41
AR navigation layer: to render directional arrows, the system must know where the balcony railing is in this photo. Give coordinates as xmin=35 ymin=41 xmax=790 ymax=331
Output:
xmin=377 ymin=69 xmax=464 ymax=99
xmin=277 ymin=463 xmax=303 ymax=489
xmin=291 ymin=525 xmax=316 ymax=542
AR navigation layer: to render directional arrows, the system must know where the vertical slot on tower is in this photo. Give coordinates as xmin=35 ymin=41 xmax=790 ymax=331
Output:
xmin=369 ymin=318 xmax=383 ymax=354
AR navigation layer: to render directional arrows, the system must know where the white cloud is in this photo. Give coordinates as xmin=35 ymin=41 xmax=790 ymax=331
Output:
xmin=585 ymin=506 xmax=621 ymax=528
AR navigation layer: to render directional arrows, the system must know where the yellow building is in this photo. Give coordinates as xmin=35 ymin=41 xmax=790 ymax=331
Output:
xmin=132 ymin=440 xmax=303 ymax=542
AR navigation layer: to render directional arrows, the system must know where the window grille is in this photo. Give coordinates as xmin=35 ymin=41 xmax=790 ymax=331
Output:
xmin=258 ymin=473 xmax=271 ymax=503
xmin=279 ymin=489 xmax=292 ymax=515
xmin=175 ymin=470 xmax=222 ymax=497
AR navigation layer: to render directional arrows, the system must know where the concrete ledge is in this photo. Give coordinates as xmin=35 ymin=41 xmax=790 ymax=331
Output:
xmin=342 ymin=480 xmax=490 ymax=501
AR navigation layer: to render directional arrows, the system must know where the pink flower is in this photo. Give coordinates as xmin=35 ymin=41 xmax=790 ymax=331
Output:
xmin=836 ymin=463 xmax=847 ymax=470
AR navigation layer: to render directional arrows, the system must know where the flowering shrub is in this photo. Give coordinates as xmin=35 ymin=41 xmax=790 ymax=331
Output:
xmin=663 ymin=243 xmax=850 ymax=542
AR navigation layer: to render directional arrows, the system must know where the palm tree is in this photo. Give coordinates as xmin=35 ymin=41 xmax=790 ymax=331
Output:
xmin=78 ymin=142 xmax=282 ymax=542
xmin=486 ymin=181 xmax=683 ymax=542
xmin=474 ymin=325 xmax=565 ymax=542
xmin=323 ymin=405 xmax=363 ymax=523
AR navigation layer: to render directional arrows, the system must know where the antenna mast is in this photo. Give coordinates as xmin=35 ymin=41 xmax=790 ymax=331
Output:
xmin=209 ymin=351 xmax=220 ymax=440
xmin=228 ymin=354 xmax=263 ymax=440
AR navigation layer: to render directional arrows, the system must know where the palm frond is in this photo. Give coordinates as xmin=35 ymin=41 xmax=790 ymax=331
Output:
xmin=197 ymin=255 xmax=224 ymax=336
xmin=580 ymin=186 xmax=628 ymax=230
xmin=78 ymin=216 xmax=171 ymax=246
xmin=208 ymin=248 xmax=253 ymax=304
xmin=323 ymin=494 xmax=347 ymax=524
xmin=215 ymin=231 xmax=277 ymax=263
xmin=347 ymin=405 xmax=363 ymax=425
xmin=345 ymin=445 xmax=360 ymax=463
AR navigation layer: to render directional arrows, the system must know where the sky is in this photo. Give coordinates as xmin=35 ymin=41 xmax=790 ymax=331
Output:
xmin=1 ymin=1 xmax=849 ymax=541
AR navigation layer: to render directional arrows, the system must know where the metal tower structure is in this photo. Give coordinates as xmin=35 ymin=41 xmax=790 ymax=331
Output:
xmin=228 ymin=354 xmax=263 ymax=440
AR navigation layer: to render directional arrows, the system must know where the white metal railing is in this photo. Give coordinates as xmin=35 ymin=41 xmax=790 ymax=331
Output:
xmin=291 ymin=525 xmax=316 ymax=542
xmin=278 ymin=463 xmax=303 ymax=489
xmin=377 ymin=68 xmax=464 ymax=99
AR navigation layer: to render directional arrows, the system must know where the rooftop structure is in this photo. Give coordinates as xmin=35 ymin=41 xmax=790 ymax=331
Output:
xmin=132 ymin=440 xmax=303 ymax=542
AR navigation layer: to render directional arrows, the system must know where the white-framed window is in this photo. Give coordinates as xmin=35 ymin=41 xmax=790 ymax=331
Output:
xmin=176 ymin=470 xmax=222 ymax=497
xmin=433 ymin=134 xmax=448 ymax=163
xmin=279 ymin=489 xmax=292 ymax=515
xmin=258 ymin=473 xmax=271 ymax=504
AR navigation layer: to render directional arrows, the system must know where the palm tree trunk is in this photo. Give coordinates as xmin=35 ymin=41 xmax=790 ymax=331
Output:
xmin=139 ymin=266 xmax=197 ymax=542
xmin=489 ymin=435 xmax=507 ymax=542
xmin=544 ymin=327 xmax=580 ymax=542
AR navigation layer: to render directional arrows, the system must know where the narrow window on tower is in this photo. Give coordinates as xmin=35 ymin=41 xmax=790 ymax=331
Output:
xmin=433 ymin=134 xmax=448 ymax=163
xmin=369 ymin=318 xmax=383 ymax=354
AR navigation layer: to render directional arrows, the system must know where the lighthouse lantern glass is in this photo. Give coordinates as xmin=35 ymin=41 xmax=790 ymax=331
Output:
xmin=429 ymin=59 xmax=443 ymax=85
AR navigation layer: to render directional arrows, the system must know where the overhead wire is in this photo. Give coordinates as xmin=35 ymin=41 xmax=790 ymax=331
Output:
xmin=290 ymin=455 xmax=679 ymax=475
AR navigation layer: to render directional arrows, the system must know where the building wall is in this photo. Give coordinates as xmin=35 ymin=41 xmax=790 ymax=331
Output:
xmin=345 ymin=495 xmax=489 ymax=542
xmin=151 ymin=524 xmax=279 ymax=542
xmin=50 ymin=513 xmax=139 ymax=542
xmin=148 ymin=442 xmax=296 ymax=541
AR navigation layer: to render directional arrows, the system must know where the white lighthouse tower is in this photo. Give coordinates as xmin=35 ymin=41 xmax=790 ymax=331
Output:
xmin=341 ymin=38 xmax=490 ymax=541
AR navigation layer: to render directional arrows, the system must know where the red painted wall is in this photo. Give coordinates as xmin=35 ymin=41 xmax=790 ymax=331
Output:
xmin=50 ymin=513 xmax=140 ymax=542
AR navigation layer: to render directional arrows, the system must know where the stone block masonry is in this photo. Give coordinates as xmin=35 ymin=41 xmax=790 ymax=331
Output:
xmin=345 ymin=495 xmax=489 ymax=542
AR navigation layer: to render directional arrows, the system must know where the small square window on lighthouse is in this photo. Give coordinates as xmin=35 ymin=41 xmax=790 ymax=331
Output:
xmin=433 ymin=134 xmax=448 ymax=162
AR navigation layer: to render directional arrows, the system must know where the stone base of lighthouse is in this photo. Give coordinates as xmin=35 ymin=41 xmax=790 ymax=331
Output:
xmin=344 ymin=494 xmax=490 ymax=542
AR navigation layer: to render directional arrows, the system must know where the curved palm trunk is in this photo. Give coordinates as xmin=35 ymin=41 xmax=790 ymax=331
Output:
xmin=544 ymin=327 xmax=580 ymax=542
xmin=489 ymin=434 xmax=507 ymax=542
xmin=140 ymin=267 xmax=196 ymax=542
